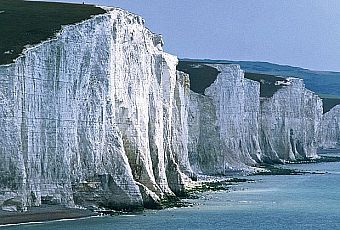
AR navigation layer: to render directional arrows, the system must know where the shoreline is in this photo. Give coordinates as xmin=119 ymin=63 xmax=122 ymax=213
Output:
xmin=2 ymin=151 xmax=339 ymax=226
xmin=0 ymin=205 xmax=96 ymax=226
xmin=0 ymin=178 xmax=250 ymax=226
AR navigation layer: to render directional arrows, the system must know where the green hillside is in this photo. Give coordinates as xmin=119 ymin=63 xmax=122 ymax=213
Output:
xmin=0 ymin=0 xmax=105 ymax=65
xmin=177 ymin=60 xmax=287 ymax=98
xmin=243 ymin=72 xmax=287 ymax=98
xmin=180 ymin=58 xmax=340 ymax=97
xmin=321 ymin=96 xmax=340 ymax=113
xmin=179 ymin=59 xmax=340 ymax=113
xmin=176 ymin=61 xmax=220 ymax=94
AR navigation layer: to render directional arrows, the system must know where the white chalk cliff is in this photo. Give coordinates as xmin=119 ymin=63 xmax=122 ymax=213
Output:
xmin=188 ymin=64 xmax=260 ymax=174
xmin=0 ymin=8 xmax=191 ymax=211
xmin=187 ymin=64 xmax=323 ymax=175
xmin=319 ymin=105 xmax=340 ymax=148
xmin=0 ymin=6 xmax=333 ymax=211
xmin=259 ymin=78 xmax=322 ymax=162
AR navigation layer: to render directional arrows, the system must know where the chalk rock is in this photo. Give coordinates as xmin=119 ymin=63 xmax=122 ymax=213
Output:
xmin=259 ymin=78 xmax=323 ymax=161
xmin=188 ymin=64 xmax=260 ymax=174
xmin=187 ymin=64 xmax=323 ymax=175
xmin=319 ymin=105 xmax=340 ymax=149
xmin=0 ymin=8 xmax=191 ymax=210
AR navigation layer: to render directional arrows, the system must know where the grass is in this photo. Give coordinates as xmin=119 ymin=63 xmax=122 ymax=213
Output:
xmin=177 ymin=60 xmax=220 ymax=94
xmin=320 ymin=96 xmax=340 ymax=113
xmin=0 ymin=0 xmax=106 ymax=65
xmin=177 ymin=60 xmax=287 ymax=97
xmin=178 ymin=59 xmax=340 ymax=112
xmin=244 ymin=72 xmax=288 ymax=98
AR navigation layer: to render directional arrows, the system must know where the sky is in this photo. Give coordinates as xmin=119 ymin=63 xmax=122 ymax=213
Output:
xmin=30 ymin=0 xmax=340 ymax=72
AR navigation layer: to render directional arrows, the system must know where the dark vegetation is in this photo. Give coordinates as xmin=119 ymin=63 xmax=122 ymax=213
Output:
xmin=244 ymin=72 xmax=288 ymax=98
xmin=177 ymin=60 xmax=220 ymax=94
xmin=314 ymin=155 xmax=340 ymax=163
xmin=320 ymin=96 xmax=340 ymax=113
xmin=180 ymin=58 xmax=340 ymax=98
xmin=0 ymin=0 xmax=105 ymax=65
xmin=179 ymin=59 xmax=340 ymax=110
xmin=177 ymin=60 xmax=287 ymax=97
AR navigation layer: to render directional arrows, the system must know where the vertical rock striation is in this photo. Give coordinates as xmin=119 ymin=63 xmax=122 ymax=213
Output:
xmin=0 ymin=5 xmax=331 ymax=212
xmin=187 ymin=63 xmax=323 ymax=175
xmin=188 ymin=64 xmax=260 ymax=174
xmin=319 ymin=105 xmax=340 ymax=149
xmin=259 ymin=78 xmax=323 ymax=162
xmin=0 ymin=8 xmax=191 ymax=211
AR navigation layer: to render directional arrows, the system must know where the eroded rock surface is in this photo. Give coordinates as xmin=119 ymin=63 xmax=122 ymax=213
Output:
xmin=187 ymin=64 xmax=323 ymax=175
xmin=188 ymin=64 xmax=260 ymax=174
xmin=0 ymin=8 xmax=191 ymax=211
xmin=319 ymin=105 xmax=340 ymax=149
xmin=0 ymin=5 xmax=331 ymax=212
xmin=259 ymin=78 xmax=323 ymax=162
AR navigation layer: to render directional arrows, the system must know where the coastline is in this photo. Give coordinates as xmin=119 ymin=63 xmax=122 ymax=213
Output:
xmin=2 ymin=160 xmax=339 ymax=230
xmin=1 ymin=149 xmax=339 ymax=227
xmin=0 ymin=205 xmax=96 ymax=226
xmin=0 ymin=178 xmax=249 ymax=226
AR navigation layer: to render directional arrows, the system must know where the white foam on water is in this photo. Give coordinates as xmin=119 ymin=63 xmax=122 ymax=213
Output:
xmin=0 ymin=215 xmax=100 ymax=228
xmin=233 ymin=188 xmax=278 ymax=194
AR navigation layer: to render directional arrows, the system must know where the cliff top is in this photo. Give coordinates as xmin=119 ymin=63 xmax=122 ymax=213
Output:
xmin=0 ymin=0 xmax=106 ymax=65
xmin=180 ymin=58 xmax=340 ymax=112
xmin=180 ymin=58 xmax=340 ymax=97
xmin=177 ymin=60 xmax=286 ymax=98
xmin=321 ymin=96 xmax=340 ymax=113
xmin=176 ymin=61 xmax=220 ymax=94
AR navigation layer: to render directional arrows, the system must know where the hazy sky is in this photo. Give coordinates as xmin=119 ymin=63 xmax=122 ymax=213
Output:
xmin=31 ymin=0 xmax=340 ymax=71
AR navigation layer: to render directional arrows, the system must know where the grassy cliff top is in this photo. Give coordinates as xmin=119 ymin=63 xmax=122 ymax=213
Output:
xmin=177 ymin=60 xmax=220 ymax=94
xmin=177 ymin=60 xmax=285 ymax=98
xmin=181 ymin=58 xmax=340 ymax=98
xmin=320 ymin=96 xmax=340 ymax=113
xmin=180 ymin=58 xmax=340 ymax=112
xmin=243 ymin=72 xmax=287 ymax=98
xmin=0 ymin=0 xmax=106 ymax=65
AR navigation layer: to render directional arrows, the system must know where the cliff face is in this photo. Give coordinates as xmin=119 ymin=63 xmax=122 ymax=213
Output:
xmin=188 ymin=64 xmax=260 ymax=174
xmin=259 ymin=78 xmax=323 ymax=162
xmin=319 ymin=105 xmax=340 ymax=148
xmin=0 ymin=9 xmax=191 ymax=211
xmin=0 ymin=5 xmax=330 ymax=212
xmin=187 ymin=64 xmax=323 ymax=175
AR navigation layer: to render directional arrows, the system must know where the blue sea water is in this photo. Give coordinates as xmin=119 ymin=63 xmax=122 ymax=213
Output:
xmin=3 ymin=155 xmax=340 ymax=230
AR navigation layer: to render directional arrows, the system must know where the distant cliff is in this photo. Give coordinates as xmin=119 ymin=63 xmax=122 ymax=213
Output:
xmin=319 ymin=105 xmax=340 ymax=149
xmin=182 ymin=62 xmax=323 ymax=175
xmin=188 ymin=64 xmax=260 ymax=174
xmin=259 ymin=78 xmax=322 ymax=162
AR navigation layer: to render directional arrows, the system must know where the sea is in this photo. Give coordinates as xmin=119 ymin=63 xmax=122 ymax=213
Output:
xmin=3 ymin=152 xmax=340 ymax=230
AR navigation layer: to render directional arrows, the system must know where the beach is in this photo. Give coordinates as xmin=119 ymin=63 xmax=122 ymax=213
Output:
xmin=0 ymin=205 xmax=95 ymax=226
